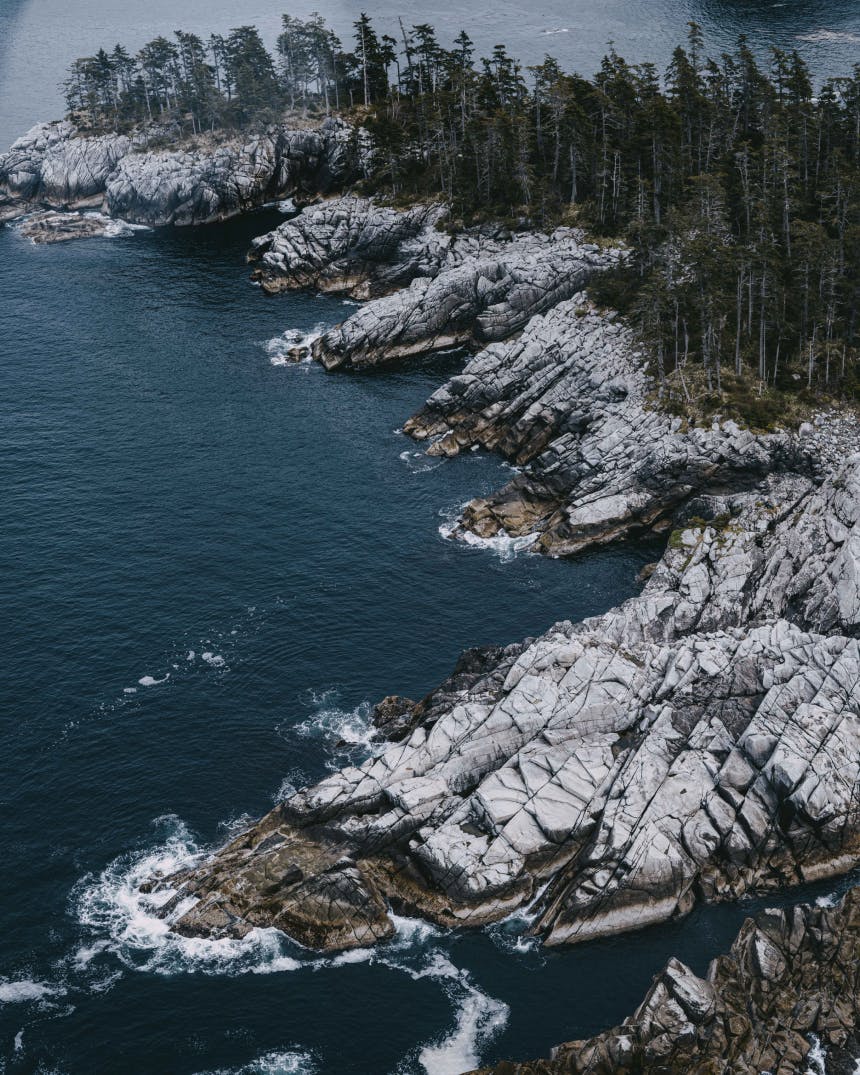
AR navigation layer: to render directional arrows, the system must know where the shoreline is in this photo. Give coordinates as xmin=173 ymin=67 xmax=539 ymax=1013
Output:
xmin=4 ymin=115 xmax=860 ymax=1072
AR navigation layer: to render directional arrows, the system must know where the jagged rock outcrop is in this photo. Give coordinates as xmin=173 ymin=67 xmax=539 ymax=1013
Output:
xmin=143 ymin=456 xmax=860 ymax=952
xmin=474 ymin=889 xmax=860 ymax=1075
xmin=0 ymin=121 xmax=131 ymax=214
xmin=308 ymin=232 xmax=622 ymax=369
xmin=249 ymin=196 xmax=453 ymax=298
xmin=0 ymin=118 xmax=362 ymax=230
xmin=406 ymin=297 xmax=814 ymax=556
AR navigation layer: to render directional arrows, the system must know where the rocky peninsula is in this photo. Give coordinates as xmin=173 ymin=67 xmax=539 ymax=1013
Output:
xmin=135 ymin=200 xmax=860 ymax=993
xmin=6 ymin=18 xmax=860 ymax=1071
xmin=0 ymin=118 xmax=365 ymax=240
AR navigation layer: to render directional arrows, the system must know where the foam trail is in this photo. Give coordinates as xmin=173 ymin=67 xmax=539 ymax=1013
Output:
xmin=196 ymin=1049 xmax=317 ymax=1074
xmin=417 ymin=972 xmax=509 ymax=1075
xmin=266 ymin=325 xmax=326 ymax=366
xmin=0 ymin=979 xmax=64 ymax=1004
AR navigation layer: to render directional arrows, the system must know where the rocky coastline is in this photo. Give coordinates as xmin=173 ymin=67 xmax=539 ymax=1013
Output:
xmin=0 ymin=118 xmax=365 ymax=240
xmin=8 ymin=157 xmax=856 ymax=1067
xmin=474 ymin=888 xmax=860 ymax=1075
xmin=137 ymin=196 xmax=859 ymax=952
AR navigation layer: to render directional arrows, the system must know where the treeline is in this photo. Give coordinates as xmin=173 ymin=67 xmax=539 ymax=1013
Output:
xmin=65 ymin=18 xmax=860 ymax=415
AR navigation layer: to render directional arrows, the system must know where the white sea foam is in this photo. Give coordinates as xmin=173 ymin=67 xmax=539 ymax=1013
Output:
xmin=0 ymin=978 xmax=64 ymax=1004
xmin=277 ymin=198 xmax=297 ymax=214
xmin=541 ymin=26 xmax=570 ymax=34
xmin=196 ymin=1049 xmax=317 ymax=1075
xmin=805 ymin=1034 xmax=827 ymax=1075
xmin=123 ymin=687 xmax=137 ymax=694
xmin=797 ymin=29 xmax=860 ymax=44
xmin=201 ymin=651 xmax=226 ymax=668
xmin=399 ymin=448 xmax=445 ymax=474
xmin=138 ymin=673 xmax=169 ymax=687
xmin=266 ymin=325 xmax=326 ymax=366
xmin=73 ymin=816 xmax=306 ymax=977
xmin=291 ymin=691 xmax=379 ymax=768
xmin=438 ymin=506 xmax=537 ymax=562
xmin=418 ymin=981 xmax=509 ymax=1074
xmin=82 ymin=212 xmax=151 ymax=238
xmin=14 ymin=1029 xmax=24 ymax=1051
xmin=72 ymin=819 xmax=508 ymax=1073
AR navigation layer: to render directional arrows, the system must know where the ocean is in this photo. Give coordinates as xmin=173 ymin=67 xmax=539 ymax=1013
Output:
xmin=1 ymin=2 xmax=858 ymax=1072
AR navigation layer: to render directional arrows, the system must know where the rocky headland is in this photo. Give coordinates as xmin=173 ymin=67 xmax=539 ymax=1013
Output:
xmin=125 ymin=201 xmax=860 ymax=998
xmin=0 ymin=118 xmax=364 ymax=240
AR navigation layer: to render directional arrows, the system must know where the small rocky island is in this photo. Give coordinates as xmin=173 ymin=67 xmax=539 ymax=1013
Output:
xmin=4 ymin=15 xmax=859 ymax=1073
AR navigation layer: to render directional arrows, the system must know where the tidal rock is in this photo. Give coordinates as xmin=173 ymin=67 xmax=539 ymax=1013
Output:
xmin=473 ymin=888 xmax=860 ymax=1075
xmin=0 ymin=121 xmax=131 ymax=209
xmin=0 ymin=118 xmax=361 ymax=229
xmin=309 ymin=232 xmax=623 ymax=368
xmin=148 ymin=457 xmax=860 ymax=951
xmin=15 ymin=209 xmax=146 ymax=243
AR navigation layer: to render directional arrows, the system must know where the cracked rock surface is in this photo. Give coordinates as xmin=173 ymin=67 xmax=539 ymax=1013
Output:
xmin=309 ymin=232 xmax=622 ymax=369
xmin=148 ymin=455 xmax=860 ymax=952
xmin=406 ymin=296 xmax=814 ymax=556
xmin=249 ymin=196 xmax=453 ymax=298
xmin=0 ymin=119 xmax=361 ymax=229
xmin=251 ymin=196 xmax=621 ymax=367
xmin=473 ymin=888 xmax=860 ymax=1075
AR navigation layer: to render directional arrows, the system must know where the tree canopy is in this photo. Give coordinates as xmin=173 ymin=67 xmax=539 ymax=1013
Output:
xmin=63 ymin=17 xmax=860 ymax=420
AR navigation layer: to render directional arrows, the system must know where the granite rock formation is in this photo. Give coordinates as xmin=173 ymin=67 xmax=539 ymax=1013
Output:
xmin=249 ymin=196 xmax=453 ymax=298
xmin=144 ymin=453 xmax=860 ymax=952
xmin=405 ymin=296 xmax=813 ymax=556
xmin=473 ymin=888 xmax=860 ymax=1075
xmin=124 ymin=197 xmax=860 ymax=995
xmin=0 ymin=119 xmax=361 ymax=230
xmin=247 ymin=196 xmax=622 ymax=366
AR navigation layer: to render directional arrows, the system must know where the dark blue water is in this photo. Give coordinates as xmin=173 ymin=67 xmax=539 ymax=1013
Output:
xmin=2 ymin=3 xmax=859 ymax=1073
xmin=0 ymin=211 xmax=853 ymax=1075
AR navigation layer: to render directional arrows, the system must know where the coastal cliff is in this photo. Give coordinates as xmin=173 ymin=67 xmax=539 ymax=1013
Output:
xmin=127 ymin=201 xmax=860 ymax=978
xmin=0 ymin=118 xmax=364 ymax=239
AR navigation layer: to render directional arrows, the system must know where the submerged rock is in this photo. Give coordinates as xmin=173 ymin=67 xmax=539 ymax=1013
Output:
xmin=149 ymin=456 xmax=860 ymax=951
xmin=15 ymin=209 xmax=147 ymax=243
xmin=0 ymin=118 xmax=361 ymax=230
xmin=473 ymin=888 xmax=860 ymax=1074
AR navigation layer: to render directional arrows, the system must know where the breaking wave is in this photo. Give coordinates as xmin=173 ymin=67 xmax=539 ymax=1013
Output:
xmin=438 ymin=504 xmax=537 ymax=562
xmin=71 ymin=820 xmax=509 ymax=1072
xmin=83 ymin=211 xmax=152 ymax=237
xmin=266 ymin=326 xmax=326 ymax=366
xmin=288 ymin=688 xmax=380 ymax=769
